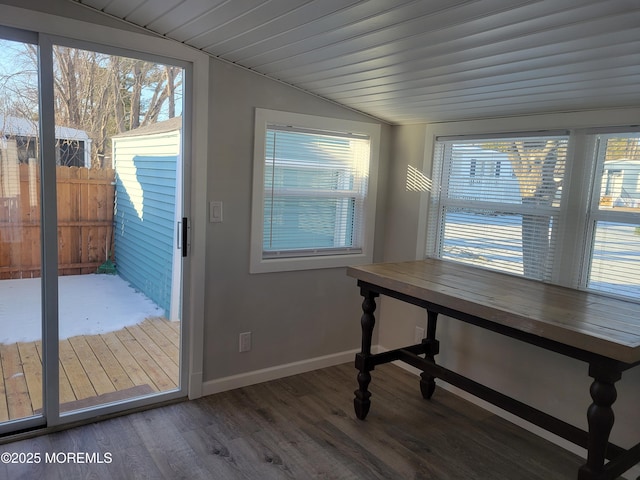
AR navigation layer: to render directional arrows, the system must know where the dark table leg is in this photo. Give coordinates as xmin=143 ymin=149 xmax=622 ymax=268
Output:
xmin=578 ymin=363 xmax=622 ymax=480
xmin=354 ymin=288 xmax=378 ymax=420
xmin=420 ymin=309 xmax=439 ymax=400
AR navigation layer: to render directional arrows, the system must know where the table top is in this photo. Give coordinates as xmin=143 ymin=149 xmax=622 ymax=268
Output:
xmin=347 ymin=259 xmax=640 ymax=364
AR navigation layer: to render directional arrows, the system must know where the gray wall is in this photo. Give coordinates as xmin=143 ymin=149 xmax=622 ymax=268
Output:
xmin=376 ymin=124 xmax=428 ymax=349
xmin=205 ymin=61 xmax=390 ymax=380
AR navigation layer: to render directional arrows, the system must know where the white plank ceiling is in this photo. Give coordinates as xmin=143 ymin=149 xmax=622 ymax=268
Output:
xmin=72 ymin=0 xmax=640 ymax=125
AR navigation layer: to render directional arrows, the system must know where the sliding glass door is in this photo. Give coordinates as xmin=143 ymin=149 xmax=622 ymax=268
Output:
xmin=53 ymin=43 xmax=185 ymax=416
xmin=0 ymin=30 xmax=44 ymax=432
xmin=0 ymin=26 xmax=188 ymax=433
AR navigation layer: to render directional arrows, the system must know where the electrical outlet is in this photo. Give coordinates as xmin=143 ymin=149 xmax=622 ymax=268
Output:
xmin=414 ymin=326 xmax=425 ymax=344
xmin=239 ymin=331 xmax=251 ymax=352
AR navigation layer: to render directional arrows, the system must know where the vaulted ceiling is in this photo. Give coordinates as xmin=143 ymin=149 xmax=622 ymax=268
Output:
xmin=72 ymin=0 xmax=640 ymax=125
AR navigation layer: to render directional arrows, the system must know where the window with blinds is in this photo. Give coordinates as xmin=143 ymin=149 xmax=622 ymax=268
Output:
xmin=262 ymin=127 xmax=370 ymax=257
xmin=586 ymin=133 xmax=640 ymax=297
xmin=250 ymin=108 xmax=380 ymax=273
xmin=429 ymin=134 xmax=569 ymax=281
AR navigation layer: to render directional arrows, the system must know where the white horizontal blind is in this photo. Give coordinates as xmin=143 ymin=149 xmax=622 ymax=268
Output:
xmin=586 ymin=133 xmax=640 ymax=298
xmin=431 ymin=135 xmax=568 ymax=280
xmin=263 ymin=126 xmax=370 ymax=258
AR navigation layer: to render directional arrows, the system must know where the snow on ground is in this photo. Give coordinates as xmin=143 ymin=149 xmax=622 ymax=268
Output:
xmin=0 ymin=274 xmax=163 ymax=344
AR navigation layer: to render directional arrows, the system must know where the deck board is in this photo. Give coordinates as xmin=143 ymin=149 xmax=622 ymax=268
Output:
xmin=139 ymin=319 xmax=179 ymax=365
xmin=35 ymin=339 xmax=78 ymax=406
xmin=58 ymin=360 xmax=76 ymax=405
xmin=84 ymin=334 xmax=135 ymax=391
xmin=1 ymin=343 xmax=32 ymax=419
xmin=100 ymin=331 xmax=157 ymax=390
xmin=17 ymin=342 xmax=42 ymax=412
xmin=59 ymin=339 xmax=97 ymax=401
xmin=156 ymin=318 xmax=180 ymax=348
xmin=126 ymin=324 xmax=179 ymax=380
xmin=114 ymin=328 xmax=176 ymax=391
xmin=68 ymin=336 xmax=116 ymax=396
xmin=0 ymin=317 xmax=179 ymax=421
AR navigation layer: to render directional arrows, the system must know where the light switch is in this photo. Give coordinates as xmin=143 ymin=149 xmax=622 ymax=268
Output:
xmin=210 ymin=201 xmax=223 ymax=223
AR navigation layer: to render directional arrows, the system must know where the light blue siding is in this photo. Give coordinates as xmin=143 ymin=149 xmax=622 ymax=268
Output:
xmin=113 ymin=129 xmax=180 ymax=317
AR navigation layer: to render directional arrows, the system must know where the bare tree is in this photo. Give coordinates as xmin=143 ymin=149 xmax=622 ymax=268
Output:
xmin=141 ymin=66 xmax=182 ymax=126
xmin=507 ymin=140 xmax=564 ymax=279
xmin=8 ymin=44 xmax=182 ymax=168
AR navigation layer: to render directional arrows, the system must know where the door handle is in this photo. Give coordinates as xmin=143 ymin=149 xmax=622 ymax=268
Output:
xmin=181 ymin=217 xmax=188 ymax=257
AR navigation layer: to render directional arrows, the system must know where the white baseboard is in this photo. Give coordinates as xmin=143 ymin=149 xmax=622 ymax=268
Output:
xmin=201 ymin=348 xmax=358 ymax=396
xmin=383 ymin=350 xmax=640 ymax=480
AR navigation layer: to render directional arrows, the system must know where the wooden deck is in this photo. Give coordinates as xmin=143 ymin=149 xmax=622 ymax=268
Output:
xmin=0 ymin=317 xmax=180 ymax=421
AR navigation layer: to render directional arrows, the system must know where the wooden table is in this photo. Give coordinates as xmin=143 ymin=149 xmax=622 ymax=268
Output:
xmin=347 ymin=259 xmax=640 ymax=480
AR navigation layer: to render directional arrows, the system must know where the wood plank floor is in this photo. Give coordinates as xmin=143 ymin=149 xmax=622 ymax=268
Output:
xmin=0 ymin=363 xmax=595 ymax=480
xmin=0 ymin=317 xmax=179 ymax=421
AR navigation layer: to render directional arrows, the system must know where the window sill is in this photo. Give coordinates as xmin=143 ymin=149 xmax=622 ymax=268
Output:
xmin=249 ymin=251 xmax=372 ymax=274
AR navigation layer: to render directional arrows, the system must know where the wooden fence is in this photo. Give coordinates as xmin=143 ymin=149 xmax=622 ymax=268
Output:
xmin=0 ymin=164 xmax=115 ymax=279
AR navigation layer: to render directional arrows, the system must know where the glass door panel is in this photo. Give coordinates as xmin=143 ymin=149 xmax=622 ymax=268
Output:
xmin=0 ymin=35 xmax=43 ymax=427
xmin=52 ymin=45 xmax=184 ymax=414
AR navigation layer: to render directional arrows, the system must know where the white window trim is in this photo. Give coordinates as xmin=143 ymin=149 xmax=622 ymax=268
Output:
xmin=419 ymin=108 xmax=640 ymax=294
xmin=250 ymin=108 xmax=380 ymax=274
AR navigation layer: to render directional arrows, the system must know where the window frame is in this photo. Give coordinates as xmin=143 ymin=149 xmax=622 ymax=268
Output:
xmin=580 ymin=131 xmax=640 ymax=297
xmin=420 ymin=110 xmax=640 ymax=302
xmin=428 ymin=133 xmax=569 ymax=281
xmin=250 ymin=108 xmax=380 ymax=274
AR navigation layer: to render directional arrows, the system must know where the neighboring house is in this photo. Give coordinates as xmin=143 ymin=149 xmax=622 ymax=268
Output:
xmin=601 ymin=159 xmax=640 ymax=207
xmin=448 ymin=146 xmax=518 ymax=203
xmin=112 ymin=116 xmax=182 ymax=320
xmin=0 ymin=114 xmax=92 ymax=219
xmin=0 ymin=115 xmax=91 ymax=167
